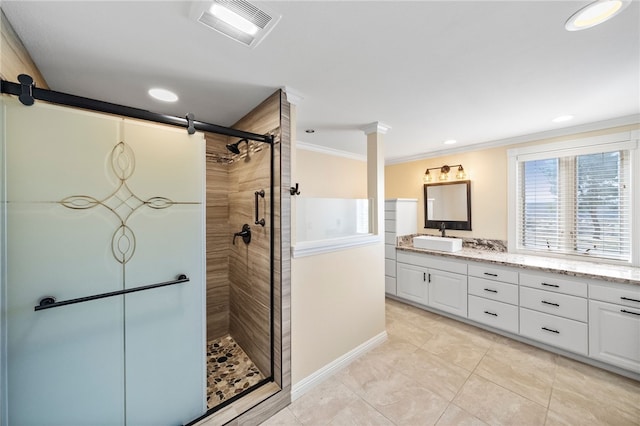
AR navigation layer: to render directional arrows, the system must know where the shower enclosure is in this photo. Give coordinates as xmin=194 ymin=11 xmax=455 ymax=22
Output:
xmin=0 ymin=79 xmax=288 ymax=426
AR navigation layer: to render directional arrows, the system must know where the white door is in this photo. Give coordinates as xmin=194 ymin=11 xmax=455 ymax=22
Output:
xmin=2 ymin=97 xmax=206 ymax=425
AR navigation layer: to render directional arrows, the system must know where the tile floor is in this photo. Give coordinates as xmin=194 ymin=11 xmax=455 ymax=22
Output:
xmin=207 ymin=334 xmax=265 ymax=409
xmin=262 ymin=298 xmax=640 ymax=425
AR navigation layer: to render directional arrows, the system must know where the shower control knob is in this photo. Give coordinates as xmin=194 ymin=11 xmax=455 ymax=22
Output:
xmin=233 ymin=224 xmax=252 ymax=245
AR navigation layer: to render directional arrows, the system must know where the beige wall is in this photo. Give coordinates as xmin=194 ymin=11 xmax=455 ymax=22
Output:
xmin=386 ymin=124 xmax=640 ymax=240
xmin=291 ymin=244 xmax=385 ymax=384
xmin=291 ymin=149 xmax=386 ymax=385
xmin=295 ymin=149 xmax=367 ymax=198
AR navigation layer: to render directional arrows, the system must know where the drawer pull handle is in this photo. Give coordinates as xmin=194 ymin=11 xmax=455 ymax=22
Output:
xmin=484 ymin=272 xmax=498 ymax=277
xmin=621 ymin=297 xmax=640 ymax=303
xmin=541 ymin=283 xmax=559 ymax=288
xmin=484 ymin=310 xmax=498 ymax=317
xmin=541 ymin=327 xmax=559 ymax=334
xmin=541 ymin=300 xmax=560 ymax=307
xmin=621 ymin=309 xmax=640 ymax=316
xmin=484 ymin=288 xmax=498 ymax=293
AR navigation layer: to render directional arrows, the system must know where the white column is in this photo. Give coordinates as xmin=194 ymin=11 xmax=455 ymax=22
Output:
xmin=361 ymin=122 xmax=391 ymax=236
xmin=282 ymin=86 xmax=303 ymax=244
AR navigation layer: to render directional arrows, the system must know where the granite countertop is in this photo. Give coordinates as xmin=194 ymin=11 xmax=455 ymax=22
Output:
xmin=397 ymin=238 xmax=640 ymax=286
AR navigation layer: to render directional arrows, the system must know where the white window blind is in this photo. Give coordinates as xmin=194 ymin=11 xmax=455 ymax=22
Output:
xmin=517 ymin=148 xmax=631 ymax=262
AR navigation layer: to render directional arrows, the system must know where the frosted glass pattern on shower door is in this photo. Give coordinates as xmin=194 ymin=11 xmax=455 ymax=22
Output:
xmin=3 ymin=98 xmax=205 ymax=425
xmin=120 ymin=120 xmax=205 ymax=426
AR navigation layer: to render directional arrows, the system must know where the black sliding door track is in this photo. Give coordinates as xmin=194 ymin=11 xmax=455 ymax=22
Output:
xmin=0 ymin=75 xmax=274 ymax=144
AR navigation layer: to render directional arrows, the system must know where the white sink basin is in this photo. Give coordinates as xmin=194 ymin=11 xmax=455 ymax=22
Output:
xmin=413 ymin=235 xmax=462 ymax=252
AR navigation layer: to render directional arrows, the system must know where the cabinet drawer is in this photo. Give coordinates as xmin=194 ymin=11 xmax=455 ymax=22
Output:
xmin=468 ymin=263 xmax=518 ymax=284
xmin=385 ymin=232 xmax=396 ymax=245
xmin=520 ymin=286 xmax=587 ymax=322
xmin=520 ymin=273 xmax=587 ymax=298
xmin=384 ymin=244 xmax=396 ymax=260
xmin=397 ymin=251 xmax=467 ymax=275
xmin=385 ymin=276 xmax=397 ymax=295
xmin=385 ymin=259 xmax=396 ymax=277
xmin=384 ymin=200 xmax=398 ymax=210
xmin=590 ymin=283 xmax=640 ymax=309
xmin=468 ymin=295 xmax=518 ymax=334
xmin=385 ymin=210 xmax=396 ymax=220
xmin=520 ymin=308 xmax=587 ymax=355
xmin=589 ymin=300 xmax=640 ymax=373
xmin=385 ymin=219 xmax=396 ymax=232
xmin=468 ymin=276 xmax=518 ymax=305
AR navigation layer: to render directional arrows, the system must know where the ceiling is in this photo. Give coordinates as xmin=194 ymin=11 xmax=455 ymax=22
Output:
xmin=2 ymin=1 xmax=639 ymax=162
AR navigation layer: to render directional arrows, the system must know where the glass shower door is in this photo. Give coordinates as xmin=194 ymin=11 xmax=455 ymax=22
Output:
xmin=2 ymin=97 xmax=206 ymax=426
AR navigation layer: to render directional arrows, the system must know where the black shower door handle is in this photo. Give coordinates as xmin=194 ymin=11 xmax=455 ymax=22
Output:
xmin=254 ymin=189 xmax=265 ymax=227
xmin=34 ymin=274 xmax=189 ymax=311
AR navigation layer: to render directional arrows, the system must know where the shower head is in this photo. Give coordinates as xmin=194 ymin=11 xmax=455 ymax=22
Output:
xmin=226 ymin=138 xmax=248 ymax=155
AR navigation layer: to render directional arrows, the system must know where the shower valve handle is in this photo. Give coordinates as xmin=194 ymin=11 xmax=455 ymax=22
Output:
xmin=233 ymin=224 xmax=252 ymax=245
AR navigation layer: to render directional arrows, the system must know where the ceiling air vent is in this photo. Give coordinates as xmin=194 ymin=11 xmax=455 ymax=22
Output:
xmin=191 ymin=0 xmax=281 ymax=48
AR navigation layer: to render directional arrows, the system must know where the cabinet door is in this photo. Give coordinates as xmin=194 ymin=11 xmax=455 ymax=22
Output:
xmin=428 ymin=269 xmax=468 ymax=317
xmin=396 ymin=263 xmax=428 ymax=305
xmin=589 ymin=300 xmax=640 ymax=373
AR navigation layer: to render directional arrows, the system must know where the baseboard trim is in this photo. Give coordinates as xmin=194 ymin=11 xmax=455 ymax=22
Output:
xmin=290 ymin=331 xmax=388 ymax=401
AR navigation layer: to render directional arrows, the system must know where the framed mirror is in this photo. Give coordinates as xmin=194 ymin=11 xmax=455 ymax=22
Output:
xmin=424 ymin=180 xmax=471 ymax=231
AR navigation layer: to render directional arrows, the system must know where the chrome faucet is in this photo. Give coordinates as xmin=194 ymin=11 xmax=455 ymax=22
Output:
xmin=440 ymin=222 xmax=446 ymax=237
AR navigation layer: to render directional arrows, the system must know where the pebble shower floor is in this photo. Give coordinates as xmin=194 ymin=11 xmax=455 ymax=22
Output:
xmin=206 ymin=335 xmax=265 ymax=409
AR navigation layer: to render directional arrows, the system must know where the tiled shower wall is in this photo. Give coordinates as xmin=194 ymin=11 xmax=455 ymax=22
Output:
xmin=205 ymin=133 xmax=231 ymax=342
xmin=228 ymin=92 xmax=281 ymax=377
xmin=205 ymin=92 xmax=281 ymax=377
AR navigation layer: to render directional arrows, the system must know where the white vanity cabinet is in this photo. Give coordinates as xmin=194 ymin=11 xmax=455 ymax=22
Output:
xmin=589 ymin=283 xmax=640 ymax=373
xmin=391 ymin=247 xmax=640 ymax=378
xmin=519 ymin=272 xmax=588 ymax=355
xmin=396 ymin=251 xmax=467 ymax=317
xmin=467 ymin=263 xmax=519 ymax=333
xmin=384 ymin=199 xmax=417 ymax=295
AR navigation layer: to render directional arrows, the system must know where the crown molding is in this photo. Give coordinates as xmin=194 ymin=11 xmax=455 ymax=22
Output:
xmin=385 ymin=114 xmax=640 ymax=165
xmin=361 ymin=121 xmax=391 ymax=135
xmin=296 ymin=141 xmax=366 ymax=161
xmin=281 ymin=86 xmax=303 ymax=106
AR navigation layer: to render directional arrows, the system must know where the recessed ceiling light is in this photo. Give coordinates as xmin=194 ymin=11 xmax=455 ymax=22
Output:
xmin=565 ymin=0 xmax=630 ymax=31
xmin=305 ymin=129 xmax=315 ymax=134
xmin=552 ymin=115 xmax=574 ymax=123
xmin=444 ymin=139 xmax=457 ymax=145
xmin=148 ymin=88 xmax=178 ymax=102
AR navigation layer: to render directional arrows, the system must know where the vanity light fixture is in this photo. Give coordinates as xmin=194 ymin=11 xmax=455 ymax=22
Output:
xmin=148 ymin=88 xmax=178 ymax=102
xmin=565 ymin=0 xmax=631 ymax=31
xmin=423 ymin=164 xmax=465 ymax=183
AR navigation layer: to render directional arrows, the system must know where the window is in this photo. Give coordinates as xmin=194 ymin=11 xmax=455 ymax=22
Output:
xmin=509 ymin=133 xmax=638 ymax=264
